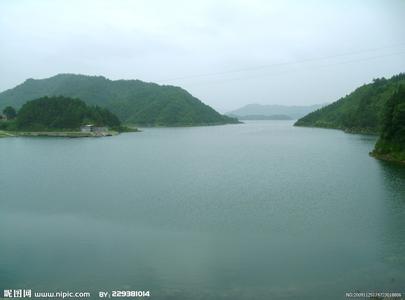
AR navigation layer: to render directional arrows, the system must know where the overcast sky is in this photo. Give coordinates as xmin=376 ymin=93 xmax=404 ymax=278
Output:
xmin=1 ymin=0 xmax=405 ymax=112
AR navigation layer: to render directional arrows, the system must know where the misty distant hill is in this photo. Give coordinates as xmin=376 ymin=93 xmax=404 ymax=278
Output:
xmin=228 ymin=114 xmax=293 ymax=120
xmin=0 ymin=74 xmax=238 ymax=126
xmin=227 ymin=103 xmax=326 ymax=120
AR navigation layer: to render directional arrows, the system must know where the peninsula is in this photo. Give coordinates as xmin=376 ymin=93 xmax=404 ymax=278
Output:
xmin=0 ymin=96 xmax=134 ymax=138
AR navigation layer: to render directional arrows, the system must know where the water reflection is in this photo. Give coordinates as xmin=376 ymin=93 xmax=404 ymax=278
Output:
xmin=374 ymin=161 xmax=405 ymax=290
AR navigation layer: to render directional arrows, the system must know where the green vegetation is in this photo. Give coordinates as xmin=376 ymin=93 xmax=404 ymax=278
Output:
xmin=294 ymin=73 xmax=405 ymax=164
xmin=2 ymin=106 xmax=17 ymax=119
xmin=0 ymin=119 xmax=16 ymax=131
xmin=0 ymin=96 xmax=126 ymax=136
xmin=0 ymin=74 xmax=239 ymax=126
xmin=294 ymin=73 xmax=405 ymax=133
xmin=15 ymin=96 xmax=121 ymax=131
xmin=371 ymin=85 xmax=405 ymax=163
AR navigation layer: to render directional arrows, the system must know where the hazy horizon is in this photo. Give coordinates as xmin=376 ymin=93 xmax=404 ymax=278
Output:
xmin=1 ymin=0 xmax=405 ymax=112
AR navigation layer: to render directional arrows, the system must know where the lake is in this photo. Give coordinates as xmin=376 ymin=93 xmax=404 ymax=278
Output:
xmin=1 ymin=120 xmax=404 ymax=299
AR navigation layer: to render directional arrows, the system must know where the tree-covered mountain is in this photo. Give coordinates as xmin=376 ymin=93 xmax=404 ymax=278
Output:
xmin=15 ymin=96 xmax=121 ymax=131
xmin=294 ymin=73 xmax=405 ymax=133
xmin=227 ymin=103 xmax=325 ymax=120
xmin=371 ymin=85 xmax=405 ymax=163
xmin=0 ymin=74 xmax=238 ymax=126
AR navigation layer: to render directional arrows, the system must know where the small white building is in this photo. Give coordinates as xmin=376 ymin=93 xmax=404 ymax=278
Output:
xmin=80 ymin=124 xmax=94 ymax=132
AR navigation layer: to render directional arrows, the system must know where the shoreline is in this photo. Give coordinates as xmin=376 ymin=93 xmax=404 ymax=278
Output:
xmin=293 ymin=124 xmax=378 ymax=135
xmin=369 ymin=151 xmax=405 ymax=165
xmin=0 ymin=130 xmax=119 ymax=138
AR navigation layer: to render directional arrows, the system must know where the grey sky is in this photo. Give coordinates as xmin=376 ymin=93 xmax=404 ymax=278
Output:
xmin=1 ymin=0 xmax=404 ymax=112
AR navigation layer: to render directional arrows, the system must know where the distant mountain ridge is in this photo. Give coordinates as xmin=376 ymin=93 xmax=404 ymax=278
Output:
xmin=0 ymin=74 xmax=238 ymax=126
xmin=227 ymin=103 xmax=326 ymax=120
xmin=228 ymin=114 xmax=293 ymax=120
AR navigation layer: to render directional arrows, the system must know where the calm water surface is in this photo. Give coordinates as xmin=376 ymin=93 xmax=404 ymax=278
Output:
xmin=1 ymin=121 xmax=405 ymax=299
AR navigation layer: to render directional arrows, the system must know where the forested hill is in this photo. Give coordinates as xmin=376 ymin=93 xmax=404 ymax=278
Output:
xmin=0 ymin=74 xmax=238 ymax=126
xmin=16 ymin=96 xmax=121 ymax=131
xmin=372 ymin=85 xmax=405 ymax=163
xmin=294 ymin=73 xmax=405 ymax=133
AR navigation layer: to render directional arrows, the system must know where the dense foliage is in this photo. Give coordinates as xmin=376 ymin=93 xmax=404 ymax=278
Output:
xmin=0 ymin=120 xmax=16 ymax=131
xmin=15 ymin=96 xmax=121 ymax=131
xmin=294 ymin=73 xmax=405 ymax=133
xmin=372 ymin=85 xmax=405 ymax=162
xmin=2 ymin=106 xmax=17 ymax=119
xmin=0 ymin=74 xmax=238 ymax=126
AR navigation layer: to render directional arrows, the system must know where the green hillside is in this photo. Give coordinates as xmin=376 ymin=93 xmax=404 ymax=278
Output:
xmin=294 ymin=73 xmax=405 ymax=133
xmin=372 ymin=85 xmax=405 ymax=163
xmin=0 ymin=74 xmax=238 ymax=126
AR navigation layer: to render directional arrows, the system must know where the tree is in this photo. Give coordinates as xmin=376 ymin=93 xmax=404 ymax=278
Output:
xmin=3 ymin=106 xmax=17 ymax=119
